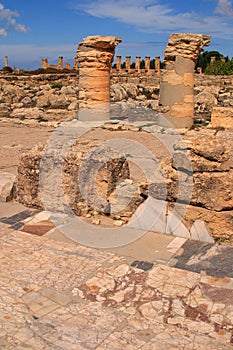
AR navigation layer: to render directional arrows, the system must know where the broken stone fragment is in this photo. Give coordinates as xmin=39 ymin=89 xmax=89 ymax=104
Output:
xmin=164 ymin=33 xmax=211 ymax=63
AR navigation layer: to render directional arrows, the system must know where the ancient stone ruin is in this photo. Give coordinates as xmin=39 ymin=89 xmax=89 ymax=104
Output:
xmin=76 ymin=35 xmax=122 ymax=120
xmin=1 ymin=32 xmax=232 ymax=245
xmin=159 ymin=33 xmax=211 ymax=128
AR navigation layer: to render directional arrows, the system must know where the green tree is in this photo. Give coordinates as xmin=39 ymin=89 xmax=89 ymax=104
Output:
xmin=196 ymin=50 xmax=223 ymax=71
xmin=205 ymin=60 xmax=233 ymax=75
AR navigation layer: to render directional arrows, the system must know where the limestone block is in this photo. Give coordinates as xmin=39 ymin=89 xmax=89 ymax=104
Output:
xmin=161 ymin=70 xmax=183 ymax=85
xmin=49 ymin=95 xmax=70 ymax=109
xmin=192 ymin=171 xmax=233 ymax=211
xmin=0 ymin=172 xmax=15 ymax=202
xmin=10 ymin=107 xmax=43 ymax=120
xmin=174 ymin=134 xmax=232 ymax=172
xmin=183 ymin=72 xmax=194 ymax=87
xmin=169 ymin=202 xmax=233 ymax=241
xmin=211 ymin=107 xmax=233 ymax=128
xmin=14 ymin=140 xmax=130 ymax=216
xmin=164 ymin=33 xmax=211 ymax=62
xmin=35 ymin=94 xmax=50 ymax=108
xmin=170 ymin=103 xmax=194 ymax=118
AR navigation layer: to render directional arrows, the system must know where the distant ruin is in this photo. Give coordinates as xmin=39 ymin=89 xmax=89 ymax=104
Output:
xmin=41 ymin=56 xmax=78 ymax=71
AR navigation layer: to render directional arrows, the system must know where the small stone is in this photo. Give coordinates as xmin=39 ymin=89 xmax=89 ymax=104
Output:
xmin=113 ymin=219 xmax=123 ymax=226
xmin=91 ymin=219 xmax=101 ymax=225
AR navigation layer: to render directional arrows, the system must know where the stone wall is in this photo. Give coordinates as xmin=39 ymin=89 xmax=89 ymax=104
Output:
xmin=14 ymin=139 xmax=130 ymax=215
xmin=1 ymin=72 xmax=233 ymax=125
xmin=13 ymin=124 xmax=233 ymax=243
xmin=0 ymin=74 xmax=79 ymax=125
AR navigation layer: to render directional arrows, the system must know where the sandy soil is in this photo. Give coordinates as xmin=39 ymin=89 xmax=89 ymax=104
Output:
xmin=0 ymin=122 xmax=54 ymax=174
xmin=0 ymin=121 xmax=172 ymax=179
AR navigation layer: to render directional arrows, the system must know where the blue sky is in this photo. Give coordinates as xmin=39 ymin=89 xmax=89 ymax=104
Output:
xmin=1 ymin=0 xmax=233 ymax=69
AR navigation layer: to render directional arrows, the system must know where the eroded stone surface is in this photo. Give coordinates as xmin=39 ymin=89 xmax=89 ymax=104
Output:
xmin=76 ymin=35 xmax=122 ymax=120
xmin=164 ymin=33 xmax=211 ymax=63
xmin=1 ymin=210 xmax=233 ymax=349
xmin=160 ymin=33 xmax=211 ymax=127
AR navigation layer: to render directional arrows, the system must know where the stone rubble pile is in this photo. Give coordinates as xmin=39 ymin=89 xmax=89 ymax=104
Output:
xmin=13 ymin=124 xmax=233 ymax=242
xmin=1 ymin=73 xmax=233 ymax=125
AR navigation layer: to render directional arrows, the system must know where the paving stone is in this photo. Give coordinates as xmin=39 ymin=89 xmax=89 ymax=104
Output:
xmin=0 ymin=172 xmax=15 ymax=202
xmin=131 ymin=260 xmax=154 ymax=271
xmin=0 ymin=210 xmax=38 ymax=225
xmin=108 ymin=230 xmax=175 ymax=263
xmin=9 ymin=222 xmax=24 ymax=230
xmin=171 ymin=240 xmax=233 ymax=278
xmin=21 ymin=220 xmax=54 ymax=236
xmin=1 ymin=218 xmax=233 ymax=349
xmin=166 ymin=236 xmax=187 ymax=253
xmin=21 ymin=291 xmax=60 ymax=317
xmin=39 ymin=287 xmax=72 ymax=306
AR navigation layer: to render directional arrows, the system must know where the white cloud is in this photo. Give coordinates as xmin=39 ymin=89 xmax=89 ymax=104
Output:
xmin=0 ymin=27 xmax=7 ymax=36
xmin=0 ymin=3 xmax=29 ymax=36
xmin=215 ymin=0 xmax=233 ymax=17
xmin=74 ymin=0 xmax=233 ymax=38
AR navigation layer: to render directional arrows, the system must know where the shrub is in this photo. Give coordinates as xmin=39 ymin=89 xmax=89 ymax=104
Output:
xmin=204 ymin=60 xmax=233 ymax=75
xmin=51 ymin=82 xmax=63 ymax=89
xmin=1 ymin=66 xmax=13 ymax=73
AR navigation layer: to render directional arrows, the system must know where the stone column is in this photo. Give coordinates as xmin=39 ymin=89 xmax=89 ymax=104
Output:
xmin=65 ymin=62 xmax=71 ymax=69
xmin=135 ymin=56 xmax=141 ymax=73
xmin=58 ymin=56 xmax=63 ymax=70
xmin=125 ymin=56 xmax=131 ymax=72
xmin=4 ymin=56 xmax=8 ymax=67
xmin=155 ymin=56 xmax=160 ymax=76
xmin=159 ymin=33 xmax=210 ymax=128
xmin=41 ymin=58 xmax=48 ymax=69
xmin=73 ymin=61 xmax=78 ymax=70
xmin=145 ymin=56 xmax=151 ymax=73
xmin=116 ymin=56 xmax=121 ymax=72
xmin=76 ymin=35 xmax=122 ymax=120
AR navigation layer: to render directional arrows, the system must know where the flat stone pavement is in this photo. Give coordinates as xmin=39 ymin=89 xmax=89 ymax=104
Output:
xmin=1 ymin=203 xmax=233 ymax=349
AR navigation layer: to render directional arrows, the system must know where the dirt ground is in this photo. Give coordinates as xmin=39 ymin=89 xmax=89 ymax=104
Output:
xmin=0 ymin=122 xmax=54 ymax=174
xmin=0 ymin=121 xmax=172 ymax=179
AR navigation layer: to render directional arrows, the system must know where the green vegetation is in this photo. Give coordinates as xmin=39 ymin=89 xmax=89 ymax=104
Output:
xmin=196 ymin=50 xmax=224 ymax=71
xmin=205 ymin=60 xmax=233 ymax=75
xmin=197 ymin=50 xmax=233 ymax=75
xmin=51 ymin=82 xmax=63 ymax=89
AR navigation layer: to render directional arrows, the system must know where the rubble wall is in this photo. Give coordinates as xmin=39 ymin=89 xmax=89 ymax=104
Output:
xmin=13 ymin=126 xmax=233 ymax=243
xmin=0 ymin=72 xmax=233 ymax=125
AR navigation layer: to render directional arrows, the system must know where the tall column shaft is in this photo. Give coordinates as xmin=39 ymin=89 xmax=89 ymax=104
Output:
xmin=145 ymin=56 xmax=150 ymax=73
xmin=125 ymin=56 xmax=131 ymax=72
xmin=159 ymin=33 xmax=210 ymax=128
xmin=76 ymin=35 xmax=122 ymax=121
xmin=58 ymin=56 xmax=63 ymax=70
xmin=155 ymin=56 xmax=160 ymax=76
xmin=116 ymin=56 xmax=121 ymax=72
xmin=41 ymin=58 xmax=48 ymax=69
xmin=4 ymin=56 xmax=8 ymax=67
xmin=135 ymin=56 xmax=141 ymax=72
